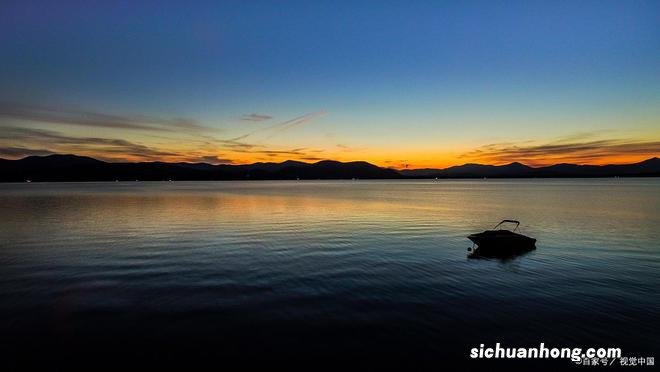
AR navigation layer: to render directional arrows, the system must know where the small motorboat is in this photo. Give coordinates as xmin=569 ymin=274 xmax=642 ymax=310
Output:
xmin=468 ymin=220 xmax=536 ymax=258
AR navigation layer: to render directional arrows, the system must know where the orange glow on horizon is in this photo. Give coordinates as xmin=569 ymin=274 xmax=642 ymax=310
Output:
xmin=94 ymin=151 xmax=659 ymax=170
xmin=3 ymin=126 xmax=658 ymax=169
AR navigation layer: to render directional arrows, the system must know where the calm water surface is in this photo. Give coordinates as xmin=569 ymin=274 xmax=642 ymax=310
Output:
xmin=1 ymin=180 xmax=659 ymax=369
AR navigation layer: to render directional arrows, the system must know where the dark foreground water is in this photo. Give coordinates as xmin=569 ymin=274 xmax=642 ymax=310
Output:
xmin=1 ymin=180 xmax=659 ymax=370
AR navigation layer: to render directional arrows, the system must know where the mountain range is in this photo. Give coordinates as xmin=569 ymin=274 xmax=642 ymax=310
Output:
xmin=400 ymin=158 xmax=660 ymax=178
xmin=0 ymin=154 xmax=658 ymax=182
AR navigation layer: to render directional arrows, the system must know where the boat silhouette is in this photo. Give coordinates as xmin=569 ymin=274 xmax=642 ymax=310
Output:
xmin=467 ymin=220 xmax=536 ymax=258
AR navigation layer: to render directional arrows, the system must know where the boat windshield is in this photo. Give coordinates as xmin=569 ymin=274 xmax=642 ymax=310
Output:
xmin=493 ymin=220 xmax=520 ymax=231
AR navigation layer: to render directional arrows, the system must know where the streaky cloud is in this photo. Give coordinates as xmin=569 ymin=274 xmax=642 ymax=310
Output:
xmin=263 ymin=111 xmax=327 ymax=140
xmin=228 ymin=111 xmax=327 ymax=143
xmin=240 ymin=113 xmax=273 ymax=122
xmin=336 ymin=144 xmax=364 ymax=152
xmin=0 ymin=126 xmax=178 ymax=161
xmin=199 ymin=155 xmax=234 ymax=164
xmin=0 ymin=147 xmax=54 ymax=158
xmin=462 ymin=136 xmax=660 ymax=166
xmin=217 ymin=139 xmax=257 ymax=149
xmin=0 ymin=101 xmax=209 ymax=132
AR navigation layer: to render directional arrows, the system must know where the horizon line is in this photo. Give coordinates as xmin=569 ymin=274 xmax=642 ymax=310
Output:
xmin=4 ymin=152 xmax=659 ymax=171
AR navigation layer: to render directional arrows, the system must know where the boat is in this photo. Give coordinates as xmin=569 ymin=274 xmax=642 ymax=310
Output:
xmin=467 ymin=220 xmax=536 ymax=258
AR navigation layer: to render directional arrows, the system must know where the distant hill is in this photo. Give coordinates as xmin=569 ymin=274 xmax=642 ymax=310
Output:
xmin=0 ymin=154 xmax=658 ymax=182
xmin=401 ymin=157 xmax=660 ymax=178
xmin=440 ymin=162 xmax=534 ymax=178
xmin=401 ymin=162 xmax=534 ymax=177
xmin=0 ymin=154 xmax=400 ymax=182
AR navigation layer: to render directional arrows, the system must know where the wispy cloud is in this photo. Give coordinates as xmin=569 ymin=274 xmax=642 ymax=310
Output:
xmin=199 ymin=155 xmax=234 ymax=164
xmin=263 ymin=111 xmax=327 ymax=139
xmin=462 ymin=135 xmax=660 ymax=166
xmin=0 ymin=105 xmax=332 ymax=164
xmin=0 ymin=126 xmax=178 ymax=161
xmin=0 ymin=101 xmax=209 ymax=132
xmin=240 ymin=113 xmax=272 ymax=122
xmin=228 ymin=111 xmax=327 ymax=143
xmin=0 ymin=125 xmax=329 ymax=164
xmin=216 ymin=139 xmax=257 ymax=149
xmin=0 ymin=147 xmax=54 ymax=158
xmin=231 ymin=148 xmax=313 ymax=156
xmin=336 ymin=143 xmax=365 ymax=152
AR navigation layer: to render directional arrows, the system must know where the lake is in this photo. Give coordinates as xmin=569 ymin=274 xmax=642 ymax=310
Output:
xmin=1 ymin=180 xmax=659 ymax=369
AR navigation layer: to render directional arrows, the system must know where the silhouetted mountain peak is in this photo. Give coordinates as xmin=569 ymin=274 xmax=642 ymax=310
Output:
xmin=639 ymin=157 xmax=659 ymax=164
xmin=460 ymin=163 xmax=486 ymax=167
xmin=314 ymin=160 xmax=340 ymax=165
xmin=402 ymin=157 xmax=659 ymax=178
xmin=504 ymin=161 xmax=530 ymax=169
xmin=1 ymin=154 xmax=658 ymax=181
xmin=20 ymin=154 xmax=103 ymax=166
xmin=253 ymin=160 xmax=307 ymax=167
xmin=346 ymin=161 xmax=375 ymax=166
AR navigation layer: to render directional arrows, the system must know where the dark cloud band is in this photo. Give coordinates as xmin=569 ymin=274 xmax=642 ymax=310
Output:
xmin=0 ymin=102 xmax=208 ymax=132
xmin=463 ymin=137 xmax=660 ymax=165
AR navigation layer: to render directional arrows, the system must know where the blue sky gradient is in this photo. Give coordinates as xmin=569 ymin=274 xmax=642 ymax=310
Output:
xmin=1 ymin=0 xmax=659 ymax=166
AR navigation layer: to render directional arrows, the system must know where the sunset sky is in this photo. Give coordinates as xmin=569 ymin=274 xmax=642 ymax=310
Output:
xmin=1 ymin=0 xmax=659 ymax=168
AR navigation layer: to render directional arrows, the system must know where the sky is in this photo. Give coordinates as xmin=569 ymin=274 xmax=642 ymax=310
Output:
xmin=0 ymin=0 xmax=659 ymax=168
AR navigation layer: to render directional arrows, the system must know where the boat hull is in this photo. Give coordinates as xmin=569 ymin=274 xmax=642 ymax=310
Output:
xmin=468 ymin=230 xmax=536 ymax=258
